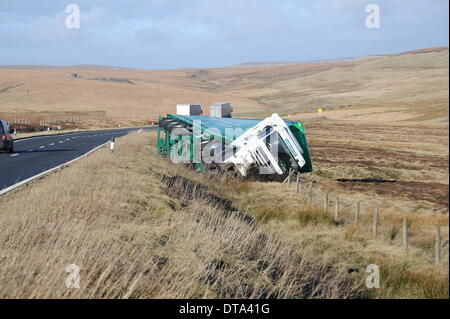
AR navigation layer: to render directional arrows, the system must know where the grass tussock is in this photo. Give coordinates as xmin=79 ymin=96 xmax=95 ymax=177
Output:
xmin=379 ymin=261 xmax=449 ymax=299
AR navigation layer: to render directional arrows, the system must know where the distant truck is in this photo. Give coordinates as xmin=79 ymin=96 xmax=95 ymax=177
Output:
xmin=157 ymin=104 xmax=312 ymax=179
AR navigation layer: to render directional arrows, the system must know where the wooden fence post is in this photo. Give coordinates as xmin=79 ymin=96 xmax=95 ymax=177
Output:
xmin=296 ymin=172 xmax=301 ymax=194
xmin=324 ymin=192 xmax=329 ymax=213
xmin=334 ymin=197 xmax=339 ymax=222
xmin=372 ymin=207 xmax=378 ymax=237
xmin=355 ymin=202 xmax=360 ymax=225
xmin=435 ymin=225 xmax=441 ymax=265
xmin=402 ymin=216 xmax=408 ymax=251
xmin=308 ymin=183 xmax=313 ymax=205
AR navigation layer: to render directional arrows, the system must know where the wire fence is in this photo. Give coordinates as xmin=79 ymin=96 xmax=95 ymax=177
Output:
xmin=284 ymin=170 xmax=449 ymax=266
xmin=1 ymin=112 xmax=154 ymax=131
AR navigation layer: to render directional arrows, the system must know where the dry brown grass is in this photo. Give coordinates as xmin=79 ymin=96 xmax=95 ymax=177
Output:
xmin=0 ymin=131 xmax=364 ymax=298
xmin=0 ymin=68 xmax=264 ymax=119
xmin=0 ymin=130 xmax=447 ymax=299
xmin=224 ymin=179 xmax=449 ymax=298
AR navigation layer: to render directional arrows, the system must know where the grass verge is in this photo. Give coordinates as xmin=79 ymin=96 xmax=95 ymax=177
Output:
xmin=0 ymin=131 xmax=447 ymax=298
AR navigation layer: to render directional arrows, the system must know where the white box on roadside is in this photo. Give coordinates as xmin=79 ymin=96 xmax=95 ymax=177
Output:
xmin=210 ymin=102 xmax=233 ymax=118
xmin=176 ymin=104 xmax=202 ymax=116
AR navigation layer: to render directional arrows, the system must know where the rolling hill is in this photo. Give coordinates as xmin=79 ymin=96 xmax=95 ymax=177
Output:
xmin=0 ymin=46 xmax=448 ymax=122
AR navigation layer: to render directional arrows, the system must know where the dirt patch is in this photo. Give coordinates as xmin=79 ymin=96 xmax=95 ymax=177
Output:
xmin=302 ymin=120 xmax=448 ymax=213
xmin=87 ymin=77 xmax=134 ymax=84
xmin=0 ymin=83 xmax=23 ymax=94
xmin=337 ymin=178 xmax=396 ymax=183
xmin=311 ymin=142 xmax=448 ymax=171
xmin=335 ymin=180 xmax=449 ymax=209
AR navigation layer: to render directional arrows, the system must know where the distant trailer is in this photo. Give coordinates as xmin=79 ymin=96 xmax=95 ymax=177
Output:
xmin=210 ymin=102 xmax=233 ymax=118
xmin=176 ymin=104 xmax=202 ymax=116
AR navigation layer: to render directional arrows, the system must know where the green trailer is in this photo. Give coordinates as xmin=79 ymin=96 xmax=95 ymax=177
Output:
xmin=157 ymin=113 xmax=312 ymax=178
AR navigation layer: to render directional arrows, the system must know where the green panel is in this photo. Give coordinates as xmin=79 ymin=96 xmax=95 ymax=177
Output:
xmin=156 ymin=116 xmax=165 ymax=155
xmin=289 ymin=122 xmax=313 ymax=173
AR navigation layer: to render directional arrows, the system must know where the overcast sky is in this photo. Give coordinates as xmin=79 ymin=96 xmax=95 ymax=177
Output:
xmin=0 ymin=0 xmax=448 ymax=69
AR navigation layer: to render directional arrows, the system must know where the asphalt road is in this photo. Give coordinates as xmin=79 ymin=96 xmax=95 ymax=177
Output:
xmin=0 ymin=127 xmax=151 ymax=192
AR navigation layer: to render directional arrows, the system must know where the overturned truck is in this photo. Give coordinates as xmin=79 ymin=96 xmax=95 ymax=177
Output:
xmin=157 ymin=105 xmax=312 ymax=179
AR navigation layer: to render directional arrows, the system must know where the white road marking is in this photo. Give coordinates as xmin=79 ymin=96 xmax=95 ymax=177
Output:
xmin=14 ymin=127 xmax=150 ymax=144
xmin=58 ymin=141 xmax=63 ymax=143
xmin=39 ymin=146 xmax=45 ymax=149
xmin=49 ymin=143 xmax=55 ymax=146
xmin=10 ymin=154 xmax=19 ymax=157
xmin=28 ymin=149 xmax=34 ymax=152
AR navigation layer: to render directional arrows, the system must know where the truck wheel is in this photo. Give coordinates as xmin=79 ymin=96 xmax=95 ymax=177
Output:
xmin=159 ymin=119 xmax=177 ymax=129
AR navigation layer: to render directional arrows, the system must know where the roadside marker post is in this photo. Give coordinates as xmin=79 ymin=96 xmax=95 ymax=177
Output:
xmin=110 ymin=138 xmax=115 ymax=153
